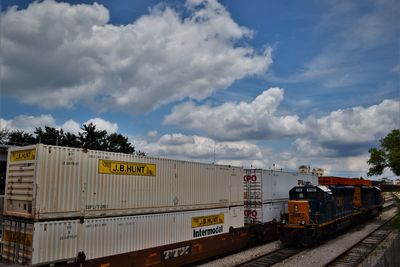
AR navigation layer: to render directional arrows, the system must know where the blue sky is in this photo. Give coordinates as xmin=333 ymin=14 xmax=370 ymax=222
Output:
xmin=1 ymin=0 xmax=399 ymax=178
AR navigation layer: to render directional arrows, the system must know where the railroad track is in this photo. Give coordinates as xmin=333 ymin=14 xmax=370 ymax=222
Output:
xmin=383 ymin=201 xmax=395 ymax=210
xmin=324 ymin=216 xmax=396 ymax=267
xmin=237 ymin=247 xmax=303 ymax=267
xmin=235 ymin=201 xmax=398 ymax=267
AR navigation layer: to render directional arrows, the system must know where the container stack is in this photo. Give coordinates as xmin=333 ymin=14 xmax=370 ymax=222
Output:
xmin=2 ymin=144 xmax=244 ymax=266
xmin=243 ymin=169 xmax=317 ymax=224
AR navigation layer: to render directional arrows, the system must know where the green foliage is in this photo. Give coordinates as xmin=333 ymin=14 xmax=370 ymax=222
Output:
xmin=0 ymin=129 xmax=9 ymax=143
xmin=0 ymin=124 xmax=136 ymax=154
xmin=394 ymin=214 xmax=400 ymax=230
xmin=8 ymin=130 xmax=36 ymax=145
xmin=35 ymin=126 xmax=63 ymax=145
xmin=79 ymin=123 xmax=108 ymax=150
xmin=107 ymin=133 xmax=135 ymax=154
xmin=367 ymin=129 xmax=400 ymax=176
xmin=62 ymin=132 xmax=81 ymax=148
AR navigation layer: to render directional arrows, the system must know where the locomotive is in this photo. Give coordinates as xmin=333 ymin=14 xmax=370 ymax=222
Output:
xmin=280 ymin=183 xmax=383 ymax=246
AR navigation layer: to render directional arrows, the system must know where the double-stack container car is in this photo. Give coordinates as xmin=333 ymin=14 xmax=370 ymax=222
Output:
xmin=2 ymin=144 xmax=245 ymax=266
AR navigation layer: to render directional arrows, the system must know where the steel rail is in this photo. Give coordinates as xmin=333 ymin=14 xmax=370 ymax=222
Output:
xmin=324 ymin=210 xmax=398 ymax=267
xmin=237 ymin=247 xmax=304 ymax=267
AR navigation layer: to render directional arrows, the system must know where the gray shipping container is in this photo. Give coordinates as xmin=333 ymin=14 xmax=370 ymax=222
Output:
xmin=4 ymin=144 xmax=243 ymax=220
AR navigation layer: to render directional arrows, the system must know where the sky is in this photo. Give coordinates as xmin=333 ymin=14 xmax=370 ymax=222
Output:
xmin=1 ymin=0 xmax=399 ymax=179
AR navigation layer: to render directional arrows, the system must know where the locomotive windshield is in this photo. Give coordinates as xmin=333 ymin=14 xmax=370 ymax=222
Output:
xmin=289 ymin=185 xmax=328 ymax=201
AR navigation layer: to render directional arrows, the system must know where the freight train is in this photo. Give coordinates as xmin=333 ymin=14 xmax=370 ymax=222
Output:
xmin=1 ymin=144 xmax=317 ymax=267
xmin=1 ymin=144 xmax=384 ymax=266
xmin=280 ymin=182 xmax=383 ymax=247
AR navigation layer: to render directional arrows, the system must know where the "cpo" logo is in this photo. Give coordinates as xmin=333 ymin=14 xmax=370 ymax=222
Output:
xmin=243 ymin=175 xmax=257 ymax=182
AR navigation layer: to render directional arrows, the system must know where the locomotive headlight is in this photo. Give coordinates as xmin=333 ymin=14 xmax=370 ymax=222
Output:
xmin=301 ymin=220 xmax=305 ymax=225
xmin=282 ymin=220 xmax=286 ymax=224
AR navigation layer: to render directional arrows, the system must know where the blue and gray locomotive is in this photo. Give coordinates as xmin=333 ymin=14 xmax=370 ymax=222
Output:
xmin=280 ymin=184 xmax=383 ymax=246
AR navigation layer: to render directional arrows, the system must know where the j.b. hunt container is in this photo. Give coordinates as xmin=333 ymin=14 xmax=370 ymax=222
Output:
xmin=243 ymin=169 xmax=317 ymax=223
xmin=2 ymin=207 xmax=243 ymax=266
xmin=5 ymin=144 xmax=243 ymax=220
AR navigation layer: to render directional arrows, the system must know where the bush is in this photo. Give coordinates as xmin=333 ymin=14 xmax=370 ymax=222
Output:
xmin=393 ymin=214 xmax=400 ymax=230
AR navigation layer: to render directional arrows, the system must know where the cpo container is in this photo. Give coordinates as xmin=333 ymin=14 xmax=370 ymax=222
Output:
xmin=4 ymin=144 xmax=243 ymax=220
xmin=243 ymin=169 xmax=317 ymax=224
xmin=2 ymin=207 xmax=243 ymax=266
xmin=244 ymin=201 xmax=286 ymax=224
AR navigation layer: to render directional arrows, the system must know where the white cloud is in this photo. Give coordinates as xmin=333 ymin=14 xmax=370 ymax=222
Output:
xmin=2 ymin=0 xmax=272 ymax=113
xmin=61 ymin=120 xmax=81 ymax=134
xmin=166 ymin=87 xmax=399 ymax=146
xmin=0 ymin=115 xmax=119 ymax=135
xmin=305 ymin=99 xmax=400 ymax=145
xmin=147 ymin=130 xmax=158 ymax=139
xmin=0 ymin=114 xmax=56 ymax=132
xmin=165 ymin=86 xmax=399 ymax=166
xmin=165 ymin=87 xmax=305 ymax=141
xmin=141 ymin=133 xmax=265 ymax=167
xmin=159 ymin=133 xmax=195 ymax=146
xmin=84 ymin=118 xmax=118 ymax=133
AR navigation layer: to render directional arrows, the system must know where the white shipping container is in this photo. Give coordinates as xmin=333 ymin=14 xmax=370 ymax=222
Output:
xmin=244 ymin=169 xmax=317 ymax=203
xmin=243 ymin=169 xmax=317 ymax=224
xmin=244 ymin=201 xmax=286 ymax=224
xmin=2 ymin=207 xmax=244 ymax=266
xmin=4 ymin=144 xmax=243 ymax=220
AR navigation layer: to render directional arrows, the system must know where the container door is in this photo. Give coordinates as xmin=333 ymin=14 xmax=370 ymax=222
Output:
xmin=1 ymin=219 xmax=33 ymax=265
xmin=4 ymin=146 xmax=37 ymax=219
xmin=244 ymin=170 xmax=262 ymax=224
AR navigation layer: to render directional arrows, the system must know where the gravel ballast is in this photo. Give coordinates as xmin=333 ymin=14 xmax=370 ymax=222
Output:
xmin=198 ymin=207 xmax=398 ymax=267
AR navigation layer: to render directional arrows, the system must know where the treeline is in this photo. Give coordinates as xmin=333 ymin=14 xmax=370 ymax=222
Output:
xmin=0 ymin=123 xmax=144 ymax=155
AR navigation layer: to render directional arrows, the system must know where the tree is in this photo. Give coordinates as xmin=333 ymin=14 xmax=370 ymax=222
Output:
xmin=106 ymin=133 xmax=135 ymax=154
xmin=0 ymin=129 xmax=9 ymax=144
xmin=135 ymin=150 xmax=146 ymax=156
xmin=8 ymin=130 xmax=36 ymax=145
xmin=367 ymin=129 xmax=400 ymax=176
xmin=35 ymin=126 xmax=63 ymax=145
xmin=79 ymin=123 xmax=109 ymax=151
xmin=62 ymin=132 xmax=80 ymax=148
xmin=1 ymin=124 xmax=139 ymax=155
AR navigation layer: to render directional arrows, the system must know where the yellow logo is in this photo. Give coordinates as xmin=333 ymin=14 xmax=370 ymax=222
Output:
xmin=191 ymin=214 xmax=224 ymax=228
xmin=10 ymin=149 xmax=36 ymax=162
xmin=98 ymin=159 xmax=156 ymax=176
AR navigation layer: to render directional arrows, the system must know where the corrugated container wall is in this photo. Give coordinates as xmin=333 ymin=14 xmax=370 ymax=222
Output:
xmin=2 ymin=207 xmax=243 ymax=266
xmin=243 ymin=169 xmax=317 ymax=224
xmin=4 ymin=144 xmax=243 ymax=220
